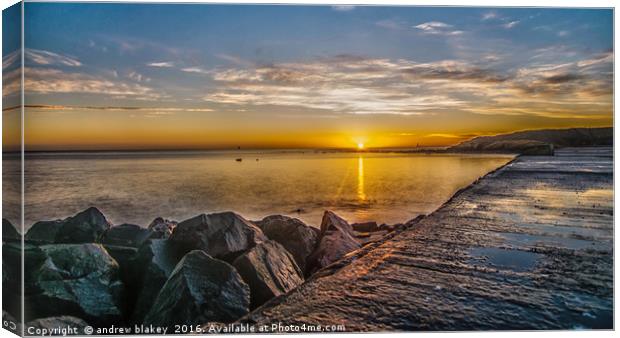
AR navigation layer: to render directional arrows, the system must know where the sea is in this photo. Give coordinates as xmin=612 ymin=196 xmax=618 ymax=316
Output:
xmin=3 ymin=150 xmax=513 ymax=229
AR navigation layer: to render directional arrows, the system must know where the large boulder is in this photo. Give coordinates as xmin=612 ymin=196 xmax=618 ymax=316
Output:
xmin=25 ymin=220 xmax=63 ymax=244
xmin=142 ymin=250 xmax=250 ymax=327
xmin=128 ymin=239 xmax=180 ymax=323
xmin=3 ymin=218 xmax=20 ymax=242
xmin=307 ymin=211 xmax=361 ymax=274
xmin=26 ymin=207 xmax=111 ymax=244
xmin=254 ymin=215 xmax=318 ymax=273
xmin=99 ymin=224 xmax=152 ymax=247
xmin=147 ymin=217 xmax=177 ymax=239
xmin=169 ymin=212 xmax=266 ymax=261
xmin=25 ymin=316 xmax=89 ymax=336
xmin=24 ymin=243 xmax=124 ymax=326
xmin=232 ymin=240 xmax=303 ymax=309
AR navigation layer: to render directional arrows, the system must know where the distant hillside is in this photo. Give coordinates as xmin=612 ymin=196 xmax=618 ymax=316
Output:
xmin=449 ymin=127 xmax=612 ymax=155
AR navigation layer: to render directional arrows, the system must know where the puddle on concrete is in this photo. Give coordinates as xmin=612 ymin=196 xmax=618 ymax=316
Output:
xmin=500 ymin=232 xmax=609 ymax=251
xmin=469 ymin=247 xmax=542 ymax=272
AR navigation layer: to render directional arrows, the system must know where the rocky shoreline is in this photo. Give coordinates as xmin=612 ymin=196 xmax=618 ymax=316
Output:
xmin=2 ymin=207 xmax=421 ymax=334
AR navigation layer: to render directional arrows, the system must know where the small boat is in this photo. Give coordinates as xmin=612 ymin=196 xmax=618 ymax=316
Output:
xmin=235 ymin=158 xmax=242 ymax=162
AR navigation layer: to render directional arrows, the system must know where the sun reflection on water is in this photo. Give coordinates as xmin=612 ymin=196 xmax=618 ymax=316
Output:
xmin=357 ymin=156 xmax=366 ymax=202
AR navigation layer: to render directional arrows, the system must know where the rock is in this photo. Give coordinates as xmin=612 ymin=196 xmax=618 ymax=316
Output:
xmin=129 ymin=239 xmax=180 ymax=324
xmin=169 ymin=212 xmax=267 ymax=261
xmin=25 ymin=220 xmax=64 ymax=244
xmin=25 ymin=316 xmax=89 ymax=335
xmin=3 ymin=218 xmax=20 ymax=241
xmin=351 ymin=221 xmax=379 ymax=233
xmin=24 ymin=243 xmax=124 ymax=326
xmin=99 ymin=223 xmax=152 ymax=247
xmin=232 ymin=240 xmax=303 ymax=309
xmin=101 ymin=244 xmax=138 ymax=314
xmin=142 ymin=250 xmax=250 ymax=327
xmin=254 ymin=215 xmax=318 ymax=273
xmin=307 ymin=211 xmax=361 ymax=274
xmin=26 ymin=207 xmax=111 ymax=244
xmin=148 ymin=217 xmax=177 ymax=239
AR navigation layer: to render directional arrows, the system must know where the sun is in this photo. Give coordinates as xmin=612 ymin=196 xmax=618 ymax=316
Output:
xmin=357 ymin=143 xmax=365 ymax=150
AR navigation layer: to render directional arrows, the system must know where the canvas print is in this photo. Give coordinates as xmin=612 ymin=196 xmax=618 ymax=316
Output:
xmin=1 ymin=2 xmax=613 ymax=335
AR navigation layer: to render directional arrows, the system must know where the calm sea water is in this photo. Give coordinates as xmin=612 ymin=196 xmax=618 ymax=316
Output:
xmin=7 ymin=150 xmax=512 ymax=229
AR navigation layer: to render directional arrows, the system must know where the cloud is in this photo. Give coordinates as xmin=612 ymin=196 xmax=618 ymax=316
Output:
xmin=22 ymin=67 xmax=163 ymax=100
xmin=331 ymin=5 xmax=355 ymax=12
xmin=2 ymin=50 xmax=20 ymax=70
xmin=414 ymin=21 xmax=464 ymax=35
xmin=127 ymin=71 xmax=150 ymax=83
xmin=24 ymin=104 xmax=213 ymax=113
xmin=215 ymin=54 xmax=254 ymax=67
xmin=425 ymin=133 xmax=464 ymax=138
xmin=200 ymin=52 xmax=611 ymax=119
xmin=502 ymin=21 xmax=520 ymax=29
xmin=25 ymin=49 xmax=82 ymax=67
xmin=181 ymin=67 xmax=211 ymax=75
xmin=148 ymin=61 xmax=175 ymax=68
xmin=482 ymin=11 xmax=498 ymax=21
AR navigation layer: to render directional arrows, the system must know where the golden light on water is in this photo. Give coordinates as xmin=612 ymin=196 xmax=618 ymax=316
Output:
xmin=357 ymin=156 xmax=366 ymax=202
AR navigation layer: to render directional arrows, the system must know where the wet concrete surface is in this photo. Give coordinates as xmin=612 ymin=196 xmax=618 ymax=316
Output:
xmin=242 ymin=147 xmax=613 ymax=331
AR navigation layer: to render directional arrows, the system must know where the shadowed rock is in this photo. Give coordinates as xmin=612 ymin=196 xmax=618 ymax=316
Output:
xmin=306 ymin=211 xmax=361 ymax=274
xmin=351 ymin=221 xmax=379 ymax=233
xmin=26 ymin=316 xmax=89 ymax=335
xmin=24 ymin=243 xmax=124 ymax=326
xmin=129 ymin=239 xmax=180 ymax=324
xmin=25 ymin=220 xmax=64 ymax=244
xmin=148 ymin=217 xmax=177 ymax=239
xmin=99 ymin=223 xmax=152 ymax=247
xmin=232 ymin=240 xmax=303 ymax=309
xmin=169 ymin=212 xmax=266 ymax=261
xmin=142 ymin=250 xmax=250 ymax=328
xmin=2 ymin=218 xmax=20 ymax=242
xmin=26 ymin=207 xmax=111 ymax=244
xmin=254 ymin=215 xmax=318 ymax=273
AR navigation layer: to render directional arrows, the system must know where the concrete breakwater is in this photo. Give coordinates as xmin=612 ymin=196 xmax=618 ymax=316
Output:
xmin=241 ymin=147 xmax=613 ymax=330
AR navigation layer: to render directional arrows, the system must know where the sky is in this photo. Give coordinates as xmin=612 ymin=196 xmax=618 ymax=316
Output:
xmin=2 ymin=3 xmax=614 ymax=151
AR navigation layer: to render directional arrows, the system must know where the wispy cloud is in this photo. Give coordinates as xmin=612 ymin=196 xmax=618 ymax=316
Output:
xmin=25 ymin=49 xmax=82 ymax=67
xmin=482 ymin=11 xmax=498 ymax=21
xmin=414 ymin=21 xmax=463 ymax=35
xmin=502 ymin=20 xmax=520 ymax=29
xmin=2 ymin=50 xmax=20 ymax=70
xmin=215 ymin=54 xmax=254 ymax=67
xmin=200 ymin=51 xmax=611 ymax=119
xmin=148 ymin=61 xmax=175 ymax=68
xmin=127 ymin=71 xmax=151 ymax=83
xmin=181 ymin=67 xmax=212 ymax=75
xmin=23 ymin=67 xmax=163 ymax=100
xmin=25 ymin=104 xmax=213 ymax=113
